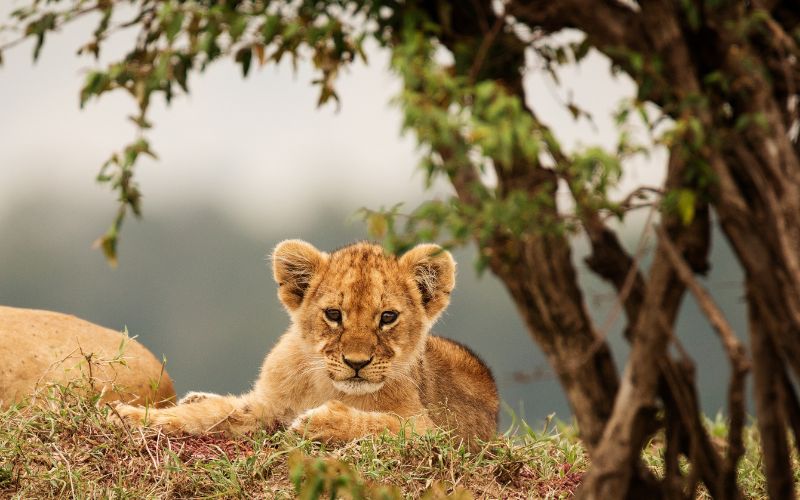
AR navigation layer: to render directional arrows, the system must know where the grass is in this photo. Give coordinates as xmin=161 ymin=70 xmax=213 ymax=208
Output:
xmin=0 ymin=382 xmax=786 ymax=499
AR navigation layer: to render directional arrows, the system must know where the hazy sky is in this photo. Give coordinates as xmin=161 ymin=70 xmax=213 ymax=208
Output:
xmin=0 ymin=8 xmax=666 ymax=238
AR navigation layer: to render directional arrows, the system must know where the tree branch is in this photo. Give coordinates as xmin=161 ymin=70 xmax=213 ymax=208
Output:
xmin=508 ymin=0 xmax=649 ymax=53
xmin=657 ymin=224 xmax=749 ymax=498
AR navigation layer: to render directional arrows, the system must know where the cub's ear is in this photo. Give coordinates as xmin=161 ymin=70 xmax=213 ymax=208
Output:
xmin=272 ymin=240 xmax=326 ymax=311
xmin=399 ymin=243 xmax=456 ymax=321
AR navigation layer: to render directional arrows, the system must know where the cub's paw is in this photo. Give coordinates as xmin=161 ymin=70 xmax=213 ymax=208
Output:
xmin=111 ymin=403 xmax=147 ymax=426
xmin=111 ymin=403 xmax=184 ymax=433
xmin=290 ymin=400 xmax=358 ymax=443
xmin=178 ymin=391 xmax=220 ymax=405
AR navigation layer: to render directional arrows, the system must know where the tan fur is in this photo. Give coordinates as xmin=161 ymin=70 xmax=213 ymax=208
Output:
xmin=0 ymin=306 xmax=175 ymax=408
xmin=116 ymin=241 xmax=498 ymax=444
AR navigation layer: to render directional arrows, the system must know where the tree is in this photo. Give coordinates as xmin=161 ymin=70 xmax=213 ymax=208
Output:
xmin=3 ymin=1 xmax=798 ymax=497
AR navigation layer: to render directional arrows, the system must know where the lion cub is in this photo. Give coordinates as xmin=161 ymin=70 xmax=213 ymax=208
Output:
xmin=116 ymin=240 xmax=498 ymax=443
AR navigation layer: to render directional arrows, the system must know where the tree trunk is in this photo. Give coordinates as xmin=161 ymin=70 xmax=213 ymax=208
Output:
xmin=487 ymin=229 xmax=620 ymax=449
xmin=418 ymin=0 xmax=625 ymax=452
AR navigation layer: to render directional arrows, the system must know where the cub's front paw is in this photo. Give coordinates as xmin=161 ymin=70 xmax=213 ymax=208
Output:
xmin=290 ymin=400 xmax=358 ymax=443
xmin=111 ymin=403 xmax=184 ymax=433
xmin=111 ymin=403 xmax=148 ymax=426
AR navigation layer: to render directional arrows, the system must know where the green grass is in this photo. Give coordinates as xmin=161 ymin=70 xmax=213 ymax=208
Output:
xmin=0 ymin=383 xmax=784 ymax=499
xmin=638 ymin=412 xmax=773 ymax=499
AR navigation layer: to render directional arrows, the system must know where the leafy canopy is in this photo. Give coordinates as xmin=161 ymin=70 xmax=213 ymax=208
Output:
xmin=2 ymin=0 xmax=677 ymax=264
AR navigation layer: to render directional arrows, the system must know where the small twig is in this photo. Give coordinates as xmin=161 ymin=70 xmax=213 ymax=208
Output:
xmin=34 ymin=347 xmax=81 ymax=393
xmin=599 ymin=202 xmax=656 ymax=221
xmin=51 ymin=443 xmax=76 ymax=498
xmin=467 ymin=13 xmax=506 ymax=84
xmin=617 ymin=186 xmax=663 ymax=205
xmin=0 ymin=4 xmax=102 ymax=53
xmin=566 ymin=205 xmax=655 ymax=372
xmin=154 ymin=427 xmax=164 ymax=466
xmin=79 ymin=347 xmax=96 ymax=393
xmin=106 ymin=402 xmax=136 ymax=444
xmin=0 ymin=34 xmax=29 ymax=53
xmin=468 ymin=0 xmax=491 ymax=33
xmin=656 ymin=225 xmax=747 ymax=370
xmin=205 ymin=408 xmax=239 ymax=433
xmin=597 ymin=206 xmax=655 ymax=336
xmin=600 ymin=186 xmax=663 ymax=221
xmin=139 ymin=427 xmax=159 ymax=469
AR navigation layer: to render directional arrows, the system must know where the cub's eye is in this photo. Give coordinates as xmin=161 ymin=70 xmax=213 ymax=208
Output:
xmin=380 ymin=311 xmax=398 ymax=326
xmin=324 ymin=308 xmax=342 ymax=322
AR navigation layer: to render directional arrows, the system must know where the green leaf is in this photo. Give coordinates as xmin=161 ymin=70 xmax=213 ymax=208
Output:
xmin=229 ymin=15 xmax=248 ymax=41
xmin=735 ymin=112 xmax=769 ymax=132
xmin=93 ymin=7 xmax=113 ymax=42
xmin=367 ymin=213 xmax=388 ymax=238
xmin=681 ymin=0 xmax=701 ymax=30
xmin=261 ymin=15 xmax=281 ymax=45
xmin=474 ymin=81 xmax=494 ymax=103
xmin=27 ymin=12 xmax=57 ymax=62
xmin=93 ymin=228 xmax=119 ymax=267
xmin=676 ymin=189 xmax=696 ymax=226
xmin=235 ymin=47 xmax=252 ymax=77
xmin=173 ymin=55 xmax=190 ymax=92
xmin=572 ymin=39 xmax=591 ymax=61
xmin=703 ymin=70 xmax=729 ymax=92
xmin=154 ymin=52 xmax=170 ymax=83
xmin=629 ymin=52 xmax=643 ymax=74
xmin=282 ymin=21 xmax=301 ymax=42
xmin=199 ymin=29 xmax=220 ymax=60
xmin=128 ymin=114 xmax=153 ymax=129
xmin=165 ymin=12 xmax=184 ymax=43
xmin=80 ymin=71 xmax=109 ymax=107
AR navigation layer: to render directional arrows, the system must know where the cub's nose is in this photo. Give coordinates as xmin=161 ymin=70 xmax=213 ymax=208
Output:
xmin=343 ymin=356 xmax=373 ymax=372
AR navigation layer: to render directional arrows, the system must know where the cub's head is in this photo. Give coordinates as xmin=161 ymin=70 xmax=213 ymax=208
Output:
xmin=272 ymin=240 xmax=455 ymax=395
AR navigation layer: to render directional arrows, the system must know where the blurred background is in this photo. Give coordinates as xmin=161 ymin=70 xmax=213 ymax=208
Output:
xmin=0 ymin=12 xmax=747 ymax=428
